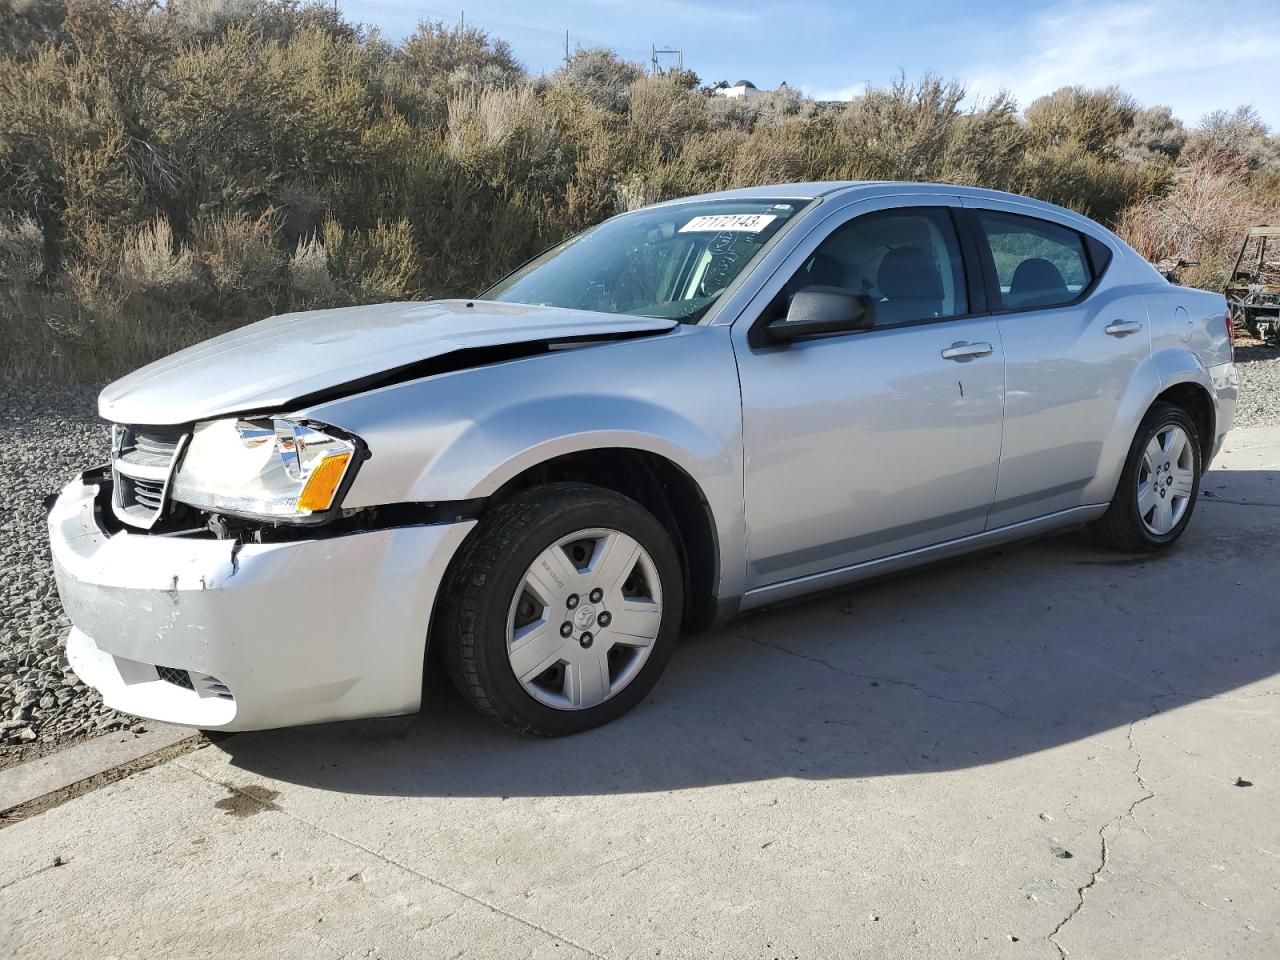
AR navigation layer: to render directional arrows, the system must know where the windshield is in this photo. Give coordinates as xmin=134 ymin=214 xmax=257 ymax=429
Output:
xmin=484 ymin=198 xmax=811 ymax=323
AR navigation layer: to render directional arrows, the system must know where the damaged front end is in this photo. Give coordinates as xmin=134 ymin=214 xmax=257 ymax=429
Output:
xmin=47 ymin=465 xmax=476 ymax=731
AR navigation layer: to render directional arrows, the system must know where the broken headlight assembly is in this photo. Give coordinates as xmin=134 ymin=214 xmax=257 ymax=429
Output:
xmin=171 ymin=418 xmax=360 ymax=523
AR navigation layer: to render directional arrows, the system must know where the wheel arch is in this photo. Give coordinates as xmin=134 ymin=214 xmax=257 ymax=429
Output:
xmin=1093 ymin=350 xmax=1217 ymax=505
xmin=477 ymin=446 xmax=723 ymax=632
xmin=1152 ymin=381 xmax=1214 ymax=467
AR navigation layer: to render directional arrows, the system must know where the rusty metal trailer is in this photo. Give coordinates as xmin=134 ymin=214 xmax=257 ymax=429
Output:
xmin=1225 ymin=225 xmax=1280 ymax=342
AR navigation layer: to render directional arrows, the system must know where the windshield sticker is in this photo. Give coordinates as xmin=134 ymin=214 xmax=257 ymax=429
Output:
xmin=679 ymin=213 xmax=777 ymax=234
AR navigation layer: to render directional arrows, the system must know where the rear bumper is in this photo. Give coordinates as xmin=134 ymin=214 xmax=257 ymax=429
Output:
xmin=1210 ymin=360 xmax=1238 ymax=461
xmin=49 ymin=473 xmax=474 ymax=731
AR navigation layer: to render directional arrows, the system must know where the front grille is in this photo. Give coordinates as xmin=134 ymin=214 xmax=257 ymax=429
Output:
xmin=112 ymin=425 xmax=187 ymax=528
xmin=156 ymin=665 xmax=194 ymax=689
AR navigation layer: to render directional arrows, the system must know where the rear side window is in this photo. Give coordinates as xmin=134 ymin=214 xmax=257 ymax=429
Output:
xmin=975 ymin=211 xmax=1093 ymax=311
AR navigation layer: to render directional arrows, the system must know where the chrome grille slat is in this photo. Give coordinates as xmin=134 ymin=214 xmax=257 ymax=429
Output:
xmin=131 ymin=479 xmax=164 ymax=509
xmin=132 ymin=434 xmax=178 ymax=457
xmin=114 ymin=457 xmax=171 ymax=481
xmin=111 ymin=426 xmax=188 ymax=529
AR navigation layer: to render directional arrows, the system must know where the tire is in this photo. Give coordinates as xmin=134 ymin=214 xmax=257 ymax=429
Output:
xmin=1089 ymin=402 xmax=1202 ymax=552
xmin=436 ymin=482 xmax=684 ymax=736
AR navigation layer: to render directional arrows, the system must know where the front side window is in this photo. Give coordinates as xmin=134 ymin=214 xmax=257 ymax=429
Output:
xmin=485 ymin=199 xmax=810 ymax=324
xmin=784 ymin=207 xmax=969 ymax=327
xmin=976 ymin=211 xmax=1093 ymax=311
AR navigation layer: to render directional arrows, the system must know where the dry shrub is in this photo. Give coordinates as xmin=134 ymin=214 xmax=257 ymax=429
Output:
xmin=551 ymin=48 xmax=644 ymax=113
xmin=1018 ymin=142 xmax=1169 ymax=223
xmin=287 ymin=231 xmax=339 ymax=307
xmin=1117 ymin=153 xmax=1278 ymax=289
xmin=626 ymin=77 xmax=710 ymax=160
xmin=616 ymin=177 xmax=663 ymax=213
xmin=322 ymin=218 xmax=418 ymax=303
xmin=444 ymin=85 xmax=570 ymax=206
xmin=119 ymin=216 xmax=200 ymax=298
xmin=3 ymin=0 xmax=1278 ymax=382
xmin=447 ymin=86 xmax=558 ymax=167
xmin=63 ymin=259 xmax=124 ymax=324
xmin=0 ymin=215 xmax=44 ymax=282
xmin=193 ymin=209 xmax=282 ymax=313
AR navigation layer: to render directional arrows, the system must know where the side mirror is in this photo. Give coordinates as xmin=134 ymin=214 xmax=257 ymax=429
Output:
xmin=762 ymin=286 xmax=875 ymax=345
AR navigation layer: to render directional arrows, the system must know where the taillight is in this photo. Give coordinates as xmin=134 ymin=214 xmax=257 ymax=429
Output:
xmin=1225 ymin=310 xmax=1236 ymax=362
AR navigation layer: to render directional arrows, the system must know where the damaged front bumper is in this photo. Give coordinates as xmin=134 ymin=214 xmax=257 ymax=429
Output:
xmin=47 ymin=472 xmax=475 ymax=731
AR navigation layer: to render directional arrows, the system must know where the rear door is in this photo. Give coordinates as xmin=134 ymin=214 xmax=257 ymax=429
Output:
xmin=961 ymin=200 xmax=1152 ymax=528
xmin=732 ymin=195 xmax=1006 ymax=589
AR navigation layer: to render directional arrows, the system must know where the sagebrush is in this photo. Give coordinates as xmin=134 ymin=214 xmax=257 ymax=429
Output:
xmin=1 ymin=0 xmax=1277 ymax=381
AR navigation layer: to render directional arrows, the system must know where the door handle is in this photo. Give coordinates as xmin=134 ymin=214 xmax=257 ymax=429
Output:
xmin=1105 ymin=320 xmax=1143 ymax=337
xmin=941 ymin=341 xmax=994 ymax=360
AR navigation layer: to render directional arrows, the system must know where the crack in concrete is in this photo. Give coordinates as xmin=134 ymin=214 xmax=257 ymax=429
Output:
xmin=1201 ymin=496 xmax=1280 ymax=509
xmin=1047 ymin=700 xmax=1160 ymax=959
xmin=745 ymin=636 xmax=1033 ymax=723
xmin=0 ymin=858 xmax=66 ymax=892
xmin=176 ymin=763 xmax=604 ymax=959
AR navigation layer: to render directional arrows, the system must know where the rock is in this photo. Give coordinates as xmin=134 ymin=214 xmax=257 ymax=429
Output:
xmin=1051 ymin=846 xmax=1073 ymax=859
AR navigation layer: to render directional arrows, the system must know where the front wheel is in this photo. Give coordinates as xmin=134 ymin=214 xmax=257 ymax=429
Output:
xmin=1089 ymin=402 xmax=1202 ymax=552
xmin=437 ymin=483 xmax=684 ymax=736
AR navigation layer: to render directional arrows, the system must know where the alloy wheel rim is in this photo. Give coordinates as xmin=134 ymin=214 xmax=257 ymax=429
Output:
xmin=506 ymin=528 xmax=663 ymax=710
xmin=1137 ymin=424 xmax=1195 ymax=536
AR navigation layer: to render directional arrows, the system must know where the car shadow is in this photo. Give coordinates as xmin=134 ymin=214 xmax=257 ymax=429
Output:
xmin=218 ymin=466 xmax=1280 ymax=798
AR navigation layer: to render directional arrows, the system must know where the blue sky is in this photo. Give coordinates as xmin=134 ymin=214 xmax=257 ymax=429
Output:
xmin=339 ymin=0 xmax=1280 ymax=128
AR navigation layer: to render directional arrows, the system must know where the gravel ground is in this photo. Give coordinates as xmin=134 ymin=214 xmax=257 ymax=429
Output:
xmin=0 ymin=383 xmax=126 ymax=765
xmin=1 ymin=341 xmax=1278 ymax=762
xmin=1234 ymin=338 xmax=1280 ymax=428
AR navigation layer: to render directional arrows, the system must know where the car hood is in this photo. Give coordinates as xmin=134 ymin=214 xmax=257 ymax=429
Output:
xmin=99 ymin=300 xmax=677 ymax=425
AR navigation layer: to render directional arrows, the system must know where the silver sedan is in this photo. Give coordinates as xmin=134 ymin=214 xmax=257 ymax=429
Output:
xmin=48 ymin=182 xmax=1237 ymax=735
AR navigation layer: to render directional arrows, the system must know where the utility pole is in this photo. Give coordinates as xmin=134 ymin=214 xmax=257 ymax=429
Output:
xmin=650 ymin=45 xmax=683 ymax=76
xmin=459 ymin=10 xmax=465 ymax=31
xmin=565 ymin=30 xmax=570 ymax=65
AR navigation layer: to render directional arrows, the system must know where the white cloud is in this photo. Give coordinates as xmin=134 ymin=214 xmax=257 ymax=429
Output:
xmin=960 ymin=0 xmax=1280 ymax=127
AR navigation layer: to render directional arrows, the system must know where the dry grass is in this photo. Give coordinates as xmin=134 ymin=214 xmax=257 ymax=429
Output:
xmin=1117 ymin=153 xmax=1280 ymax=289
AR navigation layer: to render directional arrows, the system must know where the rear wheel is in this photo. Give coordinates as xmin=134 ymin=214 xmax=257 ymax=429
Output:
xmin=1089 ymin=402 xmax=1202 ymax=552
xmin=437 ymin=483 xmax=683 ymax=736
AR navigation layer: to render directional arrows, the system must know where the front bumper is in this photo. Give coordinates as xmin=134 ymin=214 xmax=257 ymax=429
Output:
xmin=48 ymin=473 xmax=474 ymax=731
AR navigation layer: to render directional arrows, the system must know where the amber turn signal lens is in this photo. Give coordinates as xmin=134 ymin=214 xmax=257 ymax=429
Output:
xmin=297 ymin=452 xmax=352 ymax=512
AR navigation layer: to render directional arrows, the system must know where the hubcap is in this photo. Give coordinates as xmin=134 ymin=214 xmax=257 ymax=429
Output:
xmin=1137 ymin=424 xmax=1195 ymax=535
xmin=506 ymin=528 xmax=663 ymax=710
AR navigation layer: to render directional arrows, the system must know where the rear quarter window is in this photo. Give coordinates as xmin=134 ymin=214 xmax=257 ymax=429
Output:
xmin=976 ymin=211 xmax=1095 ymax=311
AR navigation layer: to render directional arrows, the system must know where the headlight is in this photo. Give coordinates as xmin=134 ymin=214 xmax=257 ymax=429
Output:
xmin=171 ymin=418 xmax=360 ymax=522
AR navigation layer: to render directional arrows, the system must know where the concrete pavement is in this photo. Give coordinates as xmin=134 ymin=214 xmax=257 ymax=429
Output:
xmin=2 ymin=427 xmax=1278 ymax=959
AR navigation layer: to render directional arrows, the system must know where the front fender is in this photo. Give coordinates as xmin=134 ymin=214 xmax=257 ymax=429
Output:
xmin=299 ymin=324 xmax=749 ymax=603
xmin=434 ymin=399 xmax=728 ymax=500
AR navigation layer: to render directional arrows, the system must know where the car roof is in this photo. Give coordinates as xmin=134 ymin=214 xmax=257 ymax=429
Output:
xmin=654 ymin=181 xmax=1098 ymax=227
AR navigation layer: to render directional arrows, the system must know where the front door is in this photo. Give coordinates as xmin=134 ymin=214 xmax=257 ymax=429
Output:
xmin=732 ymin=198 xmax=1006 ymax=590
